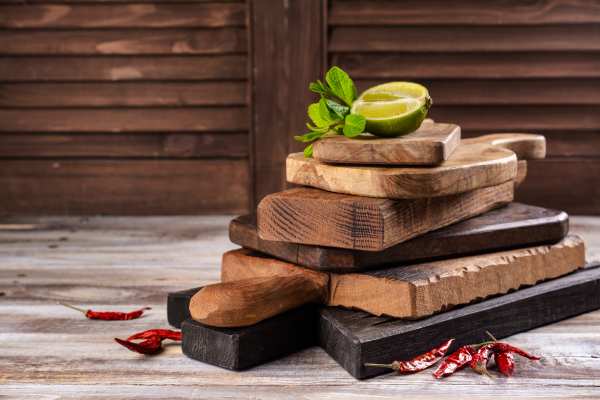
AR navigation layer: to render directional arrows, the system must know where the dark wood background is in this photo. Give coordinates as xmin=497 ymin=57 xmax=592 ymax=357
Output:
xmin=1 ymin=0 xmax=599 ymax=215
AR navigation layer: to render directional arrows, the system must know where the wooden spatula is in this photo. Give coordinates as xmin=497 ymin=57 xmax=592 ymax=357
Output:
xmin=287 ymin=133 xmax=545 ymax=199
xmin=189 ymin=236 xmax=585 ymax=327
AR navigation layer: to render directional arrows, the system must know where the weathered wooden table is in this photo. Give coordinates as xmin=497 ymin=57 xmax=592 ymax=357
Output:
xmin=2 ymin=215 xmax=600 ymax=399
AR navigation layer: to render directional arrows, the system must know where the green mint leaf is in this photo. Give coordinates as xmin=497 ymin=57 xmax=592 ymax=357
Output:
xmin=325 ymin=66 xmax=357 ymax=107
xmin=319 ymin=98 xmax=340 ymax=123
xmin=306 ymin=123 xmax=329 ymax=133
xmin=308 ymin=102 xmax=330 ymax=128
xmin=294 ymin=131 xmax=325 ymax=143
xmin=309 ymin=80 xmax=328 ymax=96
xmin=343 ymin=114 xmax=366 ymax=137
xmin=303 ymin=143 xmax=314 ymax=158
xmin=325 ymin=99 xmax=350 ymax=120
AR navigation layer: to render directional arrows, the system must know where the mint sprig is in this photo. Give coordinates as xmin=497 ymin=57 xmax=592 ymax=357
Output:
xmin=296 ymin=66 xmax=366 ymax=157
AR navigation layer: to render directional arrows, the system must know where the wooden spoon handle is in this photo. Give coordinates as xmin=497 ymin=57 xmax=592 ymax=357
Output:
xmin=463 ymin=133 xmax=546 ymax=160
xmin=188 ymin=275 xmax=328 ymax=328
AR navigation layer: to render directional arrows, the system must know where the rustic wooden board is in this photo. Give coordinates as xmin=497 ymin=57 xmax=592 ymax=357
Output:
xmin=257 ymin=183 xmax=513 ymax=251
xmin=230 ymin=203 xmax=569 ymax=272
xmin=168 ymin=287 xmax=200 ymax=329
xmin=320 ymin=262 xmax=600 ymax=379
xmin=181 ymin=305 xmax=319 ymax=371
xmin=288 ymin=133 xmax=544 ymax=199
xmin=312 ymin=121 xmax=460 ymax=165
xmin=210 ymin=236 xmax=585 ymax=326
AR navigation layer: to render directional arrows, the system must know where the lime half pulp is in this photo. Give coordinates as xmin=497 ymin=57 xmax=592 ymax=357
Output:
xmin=351 ymin=82 xmax=432 ymax=137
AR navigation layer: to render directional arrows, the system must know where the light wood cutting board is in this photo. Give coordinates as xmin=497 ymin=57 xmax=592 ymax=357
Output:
xmin=312 ymin=120 xmax=461 ymax=165
xmin=188 ymin=236 xmax=585 ymax=327
xmin=288 ymin=133 xmax=545 ymax=199
xmin=258 ymin=181 xmax=513 ymax=251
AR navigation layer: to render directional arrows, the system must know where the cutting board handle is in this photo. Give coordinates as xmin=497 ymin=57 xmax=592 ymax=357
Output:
xmin=189 ymin=275 xmax=327 ymax=327
xmin=463 ymin=133 xmax=546 ymax=160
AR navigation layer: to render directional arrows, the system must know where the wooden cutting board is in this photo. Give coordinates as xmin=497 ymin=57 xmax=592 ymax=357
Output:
xmin=188 ymin=235 xmax=585 ymax=327
xmin=287 ymin=133 xmax=545 ymax=199
xmin=231 ymin=203 xmax=568 ymax=272
xmin=257 ymin=182 xmax=513 ymax=251
xmin=312 ymin=120 xmax=461 ymax=165
xmin=171 ymin=262 xmax=600 ymax=375
xmin=321 ymin=262 xmax=600 ymax=379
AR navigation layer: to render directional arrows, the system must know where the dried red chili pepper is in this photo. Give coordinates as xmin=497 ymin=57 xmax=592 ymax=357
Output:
xmin=491 ymin=342 xmax=540 ymax=361
xmin=470 ymin=343 xmax=495 ymax=375
xmin=59 ymin=302 xmax=151 ymax=320
xmin=364 ymin=338 xmax=454 ymax=374
xmin=433 ymin=345 xmax=475 ymax=379
xmin=115 ymin=336 xmax=162 ymax=355
xmin=471 ymin=341 xmax=540 ymax=375
xmin=127 ymin=329 xmax=182 ymax=342
xmin=495 ymin=351 xmax=515 ymax=376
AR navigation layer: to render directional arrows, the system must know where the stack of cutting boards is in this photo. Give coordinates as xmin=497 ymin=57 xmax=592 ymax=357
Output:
xmin=168 ymin=120 xmax=596 ymax=379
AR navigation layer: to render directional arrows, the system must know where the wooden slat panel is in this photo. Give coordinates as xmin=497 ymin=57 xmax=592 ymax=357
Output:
xmin=356 ymin=79 xmax=600 ymax=105
xmin=0 ymin=159 xmax=249 ymax=215
xmin=0 ymin=132 xmax=248 ymax=158
xmin=329 ymin=0 xmax=600 ymax=26
xmin=429 ymin=105 xmax=600 ymax=131
xmin=251 ymin=0 xmax=326 ymax=206
xmin=332 ymin=52 xmax=600 ymax=79
xmin=0 ymin=3 xmax=245 ymax=28
xmin=0 ymin=55 xmax=247 ymax=81
xmin=0 ymin=28 xmax=247 ymax=55
xmin=330 ymin=25 xmax=600 ymax=52
xmin=0 ymin=107 xmax=248 ymax=132
xmin=517 ymin=158 xmax=600 ymax=215
xmin=0 ymin=82 xmax=246 ymax=107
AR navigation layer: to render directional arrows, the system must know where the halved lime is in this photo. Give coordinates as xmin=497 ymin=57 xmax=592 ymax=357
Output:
xmin=351 ymin=82 xmax=432 ymax=137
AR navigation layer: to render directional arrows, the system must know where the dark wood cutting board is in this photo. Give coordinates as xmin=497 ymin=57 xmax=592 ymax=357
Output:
xmin=168 ymin=263 xmax=600 ymax=376
xmin=168 ymin=288 xmax=318 ymax=370
xmin=231 ymin=203 xmax=569 ymax=272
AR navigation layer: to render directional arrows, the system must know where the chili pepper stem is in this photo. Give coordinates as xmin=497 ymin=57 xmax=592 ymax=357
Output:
xmin=364 ymin=363 xmax=394 ymax=369
xmin=485 ymin=331 xmax=498 ymax=341
xmin=58 ymin=301 xmax=87 ymax=314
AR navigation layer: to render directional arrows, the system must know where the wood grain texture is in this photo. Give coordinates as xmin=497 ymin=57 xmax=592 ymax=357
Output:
xmin=230 ymin=203 xmax=569 ymax=272
xmin=182 ymin=304 xmax=318 ymax=370
xmin=0 ymin=3 xmax=246 ymax=28
xmin=0 ymin=107 xmax=248 ymax=132
xmin=288 ymin=133 xmax=545 ymax=199
xmin=1 ymin=215 xmax=600 ymax=396
xmin=332 ymin=52 xmax=600 ymax=79
xmin=250 ymin=0 xmax=326 ymax=206
xmin=0 ymin=82 xmax=246 ymax=107
xmin=0 ymin=55 xmax=247 ymax=81
xmin=321 ymin=262 xmax=600 ymax=379
xmin=329 ymin=0 xmax=600 ymax=25
xmin=0 ymin=28 xmax=247 ymax=55
xmin=0 ymin=132 xmax=248 ymax=158
xmin=219 ymin=236 xmax=585 ymax=322
xmin=258 ymin=182 xmax=514 ymax=251
xmin=189 ymin=275 xmax=327 ymax=327
xmin=312 ymin=121 xmax=461 ymax=165
xmin=517 ymin=159 xmax=600 ymax=215
xmin=330 ymin=25 xmax=600 ymax=52
xmin=357 ymin=78 xmax=600 ymax=106
xmin=0 ymin=159 xmax=249 ymax=215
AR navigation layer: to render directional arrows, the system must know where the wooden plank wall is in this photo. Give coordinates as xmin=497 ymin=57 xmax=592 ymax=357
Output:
xmin=329 ymin=0 xmax=600 ymax=214
xmin=0 ymin=0 xmax=250 ymax=215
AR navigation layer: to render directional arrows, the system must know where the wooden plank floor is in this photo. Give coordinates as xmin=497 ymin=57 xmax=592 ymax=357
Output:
xmin=1 ymin=214 xmax=600 ymax=399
